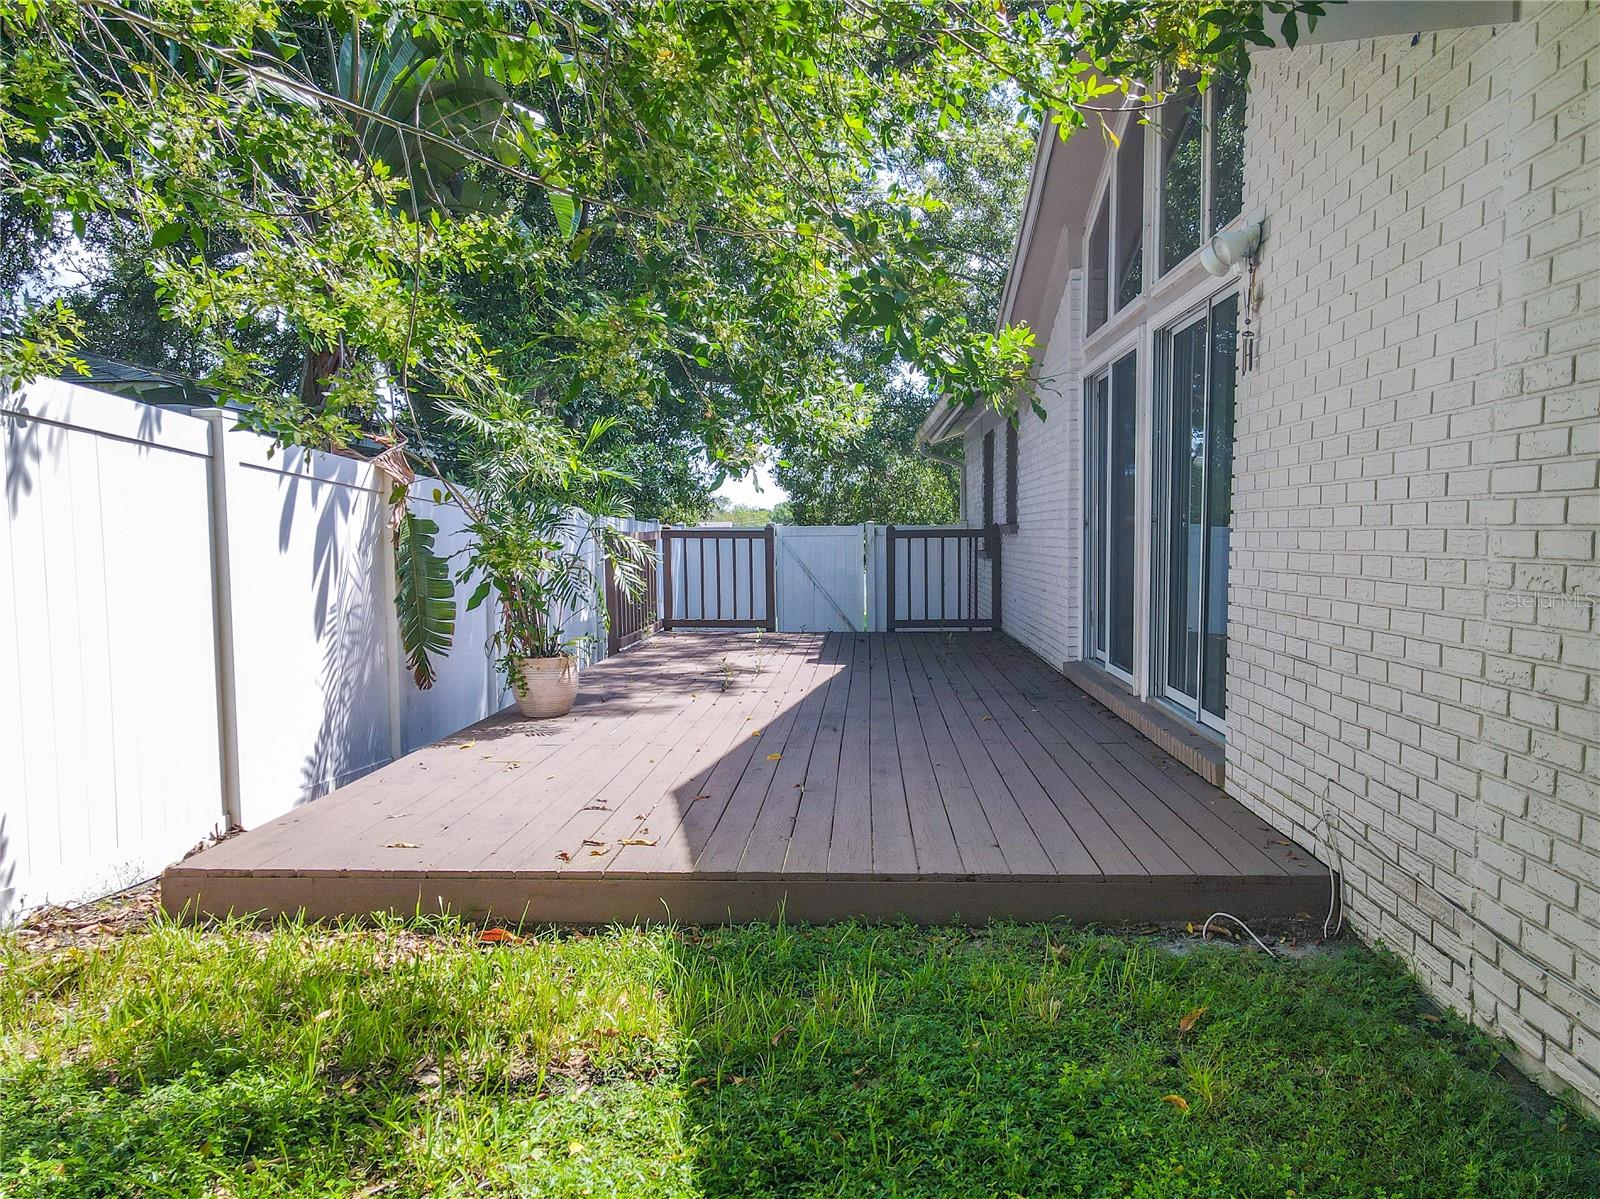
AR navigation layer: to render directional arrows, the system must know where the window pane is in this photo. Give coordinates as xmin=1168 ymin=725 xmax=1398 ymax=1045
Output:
xmin=1086 ymin=197 xmax=1109 ymax=333
xmin=1085 ymin=376 xmax=1107 ymax=657
xmin=1210 ymin=75 xmax=1246 ymax=233
xmin=1113 ymin=119 xmax=1145 ymax=310
xmin=1201 ymin=294 xmax=1238 ymax=721
xmin=1166 ymin=319 xmax=1206 ymax=702
xmin=1109 ymin=352 xmax=1137 ymax=675
xmin=1160 ymin=80 xmax=1203 ymax=273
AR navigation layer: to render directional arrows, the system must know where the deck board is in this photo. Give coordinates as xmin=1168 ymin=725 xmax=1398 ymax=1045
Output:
xmin=164 ymin=633 xmax=1327 ymax=924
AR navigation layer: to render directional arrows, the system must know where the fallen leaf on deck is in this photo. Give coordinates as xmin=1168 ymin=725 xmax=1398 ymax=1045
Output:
xmin=384 ymin=841 xmax=420 ymax=849
xmin=1161 ymin=1094 xmax=1190 ymax=1112
xmin=555 ymin=851 xmax=572 ymax=862
xmin=458 ymin=741 xmax=476 ymax=749
xmin=589 ymin=849 xmax=607 ymax=857
xmin=1178 ymin=1005 xmax=1208 ymax=1034
xmin=980 ymin=714 xmax=992 ymax=721
xmin=477 ymin=928 xmax=524 ymax=944
xmin=693 ymin=794 xmax=711 ymax=801
xmin=620 ymin=837 xmax=657 ymax=847
xmin=750 ymin=729 xmax=761 ymax=736
xmin=582 ymin=839 xmax=606 ymax=847
xmin=766 ymin=753 xmax=782 ymax=761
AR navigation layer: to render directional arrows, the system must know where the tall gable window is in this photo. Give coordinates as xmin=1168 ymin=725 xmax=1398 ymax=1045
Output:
xmin=1113 ymin=118 xmax=1145 ymax=311
xmin=1086 ymin=115 xmax=1145 ymax=333
xmin=1160 ymin=71 xmax=1248 ymax=276
xmin=1160 ymin=76 xmax=1204 ymax=273
xmin=1086 ymin=195 xmax=1109 ymax=333
xmin=1210 ymin=75 xmax=1246 ymax=232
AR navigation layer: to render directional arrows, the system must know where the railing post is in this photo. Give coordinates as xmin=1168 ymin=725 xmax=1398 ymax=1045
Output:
xmin=763 ymin=524 xmax=777 ymax=632
xmin=885 ymin=525 xmax=897 ymax=633
xmin=988 ymin=523 xmax=1002 ymax=632
xmin=660 ymin=526 xmax=675 ymax=630
xmin=604 ymin=553 xmax=620 ymax=657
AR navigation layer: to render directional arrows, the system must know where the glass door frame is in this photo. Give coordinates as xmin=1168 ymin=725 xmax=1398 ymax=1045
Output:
xmin=1152 ymin=288 xmax=1237 ymax=736
xmin=1082 ymin=346 xmax=1139 ymax=689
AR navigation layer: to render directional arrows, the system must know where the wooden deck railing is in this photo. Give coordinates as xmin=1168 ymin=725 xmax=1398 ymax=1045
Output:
xmin=884 ymin=525 xmax=1001 ymax=631
xmin=661 ymin=525 xmax=776 ymax=631
xmin=604 ymin=529 xmax=661 ymax=655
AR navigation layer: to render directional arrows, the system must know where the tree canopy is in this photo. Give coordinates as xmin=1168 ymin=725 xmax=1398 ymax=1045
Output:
xmin=2 ymin=0 xmax=1322 ymax=510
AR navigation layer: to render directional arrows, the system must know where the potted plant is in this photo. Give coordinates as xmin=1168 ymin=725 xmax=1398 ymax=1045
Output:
xmin=469 ymin=499 xmax=643 ymax=718
xmin=385 ymin=405 xmax=647 ymax=717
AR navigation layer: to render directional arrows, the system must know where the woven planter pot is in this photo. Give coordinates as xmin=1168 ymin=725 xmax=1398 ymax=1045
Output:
xmin=513 ymin=655 xmax=579 ymax=719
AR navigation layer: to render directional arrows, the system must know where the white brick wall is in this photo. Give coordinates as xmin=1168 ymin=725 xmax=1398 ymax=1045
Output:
xmin=962 ymin=269 xmax=1085 ymax=662
xmin=1231 ymin=3 xmax=1600 ymax=1109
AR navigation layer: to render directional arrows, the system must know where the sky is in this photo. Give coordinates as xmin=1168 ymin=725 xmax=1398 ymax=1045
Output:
xmin=714 ymin=464 xmax=788 ymax=508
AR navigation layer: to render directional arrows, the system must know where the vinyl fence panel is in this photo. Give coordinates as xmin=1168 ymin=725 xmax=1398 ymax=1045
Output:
xmin=2 ymin=380 xmax=223 ymax=914
xmin=0 ymin=380 xmax=554 ymax=918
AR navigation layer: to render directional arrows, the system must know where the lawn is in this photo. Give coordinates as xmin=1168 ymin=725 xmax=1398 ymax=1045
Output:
xmin=2 ymin=905 xmax=1596 ymax=1198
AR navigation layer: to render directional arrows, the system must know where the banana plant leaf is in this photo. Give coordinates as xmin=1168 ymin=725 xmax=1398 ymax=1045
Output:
xmin=394 ymin=511 xmax=456 ymax=689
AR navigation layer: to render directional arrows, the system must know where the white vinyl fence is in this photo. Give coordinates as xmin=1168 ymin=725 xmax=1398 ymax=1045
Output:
xmin=1 ymin=378 xmax=645 ymax=918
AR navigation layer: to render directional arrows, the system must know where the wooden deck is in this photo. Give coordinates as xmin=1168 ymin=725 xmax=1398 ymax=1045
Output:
xmin=164 ymin=633 xmax=1326 ymax=924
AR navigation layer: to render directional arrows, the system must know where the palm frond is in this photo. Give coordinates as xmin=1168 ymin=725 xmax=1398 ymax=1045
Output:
xmin=394 ymin=512 xmax=457 ymax=689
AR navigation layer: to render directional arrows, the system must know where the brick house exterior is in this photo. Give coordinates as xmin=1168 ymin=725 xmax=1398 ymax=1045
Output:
xmin=921 ymin=2 xmax=1599 ymax=1109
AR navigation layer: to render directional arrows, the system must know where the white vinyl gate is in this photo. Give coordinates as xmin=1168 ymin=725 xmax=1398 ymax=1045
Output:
xmin=773 ymin=526 xmax=868 ymax=632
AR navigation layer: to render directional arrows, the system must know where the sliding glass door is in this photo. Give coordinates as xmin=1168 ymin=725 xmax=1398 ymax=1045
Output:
xmin=1084 ymin=351 xmax=1138 ymax=682
xmin=1159 ymin=294 xmax=1236 ymax=730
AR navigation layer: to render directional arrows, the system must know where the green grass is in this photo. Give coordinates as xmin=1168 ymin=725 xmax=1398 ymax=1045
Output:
xmin=2 ymin=916 xmax=1596 ymax=1198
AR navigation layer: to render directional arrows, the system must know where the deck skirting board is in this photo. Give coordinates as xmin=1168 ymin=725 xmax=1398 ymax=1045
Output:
xmin=162 ymin=871 xmax=1326 ymax=926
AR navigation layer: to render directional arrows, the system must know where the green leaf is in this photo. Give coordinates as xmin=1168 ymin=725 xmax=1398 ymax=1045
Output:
xmin=151 ymin=222 xmax=185 ymax=248
xmin=550 ymin=192 xmax=578 ymax=239
xmin=394 ymin=511 xmax=457 ymax=690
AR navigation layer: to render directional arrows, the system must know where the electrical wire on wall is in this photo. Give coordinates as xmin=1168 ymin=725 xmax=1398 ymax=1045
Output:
xmin=1199 ymin=781 xmax=1344 ymax=956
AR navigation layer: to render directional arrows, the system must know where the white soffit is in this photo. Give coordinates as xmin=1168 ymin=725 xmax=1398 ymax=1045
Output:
xmin=1291 ymin=1 xmax=1519 ymax=46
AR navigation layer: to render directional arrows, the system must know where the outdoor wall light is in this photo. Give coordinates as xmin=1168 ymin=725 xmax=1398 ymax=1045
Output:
xmin=1199 ymin=221 xmax=1263 ymax=277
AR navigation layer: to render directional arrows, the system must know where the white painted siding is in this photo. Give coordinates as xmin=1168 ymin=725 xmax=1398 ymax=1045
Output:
xmin=961 ymin=267 xmax=1085 ymax=665
xmin=1229 ymin=3 xmax=1600 ymax=1108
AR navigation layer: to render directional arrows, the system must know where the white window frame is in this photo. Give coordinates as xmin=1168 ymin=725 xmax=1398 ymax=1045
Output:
xmin=1150 ymin=290 xmax=1240 ymax=737
xmin=1074 ymin=73 xmax=1248 ymax=736
xmin=1156 ymin=73 xmax=1248 ymax=281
